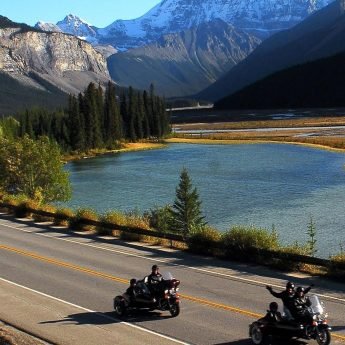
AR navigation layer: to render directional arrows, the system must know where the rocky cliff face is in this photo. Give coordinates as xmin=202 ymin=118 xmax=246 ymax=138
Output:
xmin=0 ymin=24 xmax=110 ymax=94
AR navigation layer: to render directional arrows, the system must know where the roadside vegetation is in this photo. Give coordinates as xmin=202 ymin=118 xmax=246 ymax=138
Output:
xmin=0 ymin=165 xmax=344 ymax=279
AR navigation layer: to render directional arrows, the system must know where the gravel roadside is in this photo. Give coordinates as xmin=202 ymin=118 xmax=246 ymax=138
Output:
xmin=0 ymin=322 xmax=51 ymax=345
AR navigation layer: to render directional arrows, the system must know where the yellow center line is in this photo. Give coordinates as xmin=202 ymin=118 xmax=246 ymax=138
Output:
xmin=1 ymin=244 xmax=345 ymax=341
xmin=0 ymin=244 xmax=128 ymax=284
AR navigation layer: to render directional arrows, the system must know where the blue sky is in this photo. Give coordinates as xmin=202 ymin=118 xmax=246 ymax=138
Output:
xmin=1 ymin=0 xmax=161 ymax=27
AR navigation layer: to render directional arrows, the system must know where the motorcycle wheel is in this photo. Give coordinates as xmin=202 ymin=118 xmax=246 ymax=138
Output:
xmin=114 ymin=299 xmax=126 ymax=317
xmin=316 ymin=329 xmax=331 ymax=345
xmin=169 ymin=302 xmax=180 ymax=317
xmin=249 ymin=323 xmax=266 ymax=345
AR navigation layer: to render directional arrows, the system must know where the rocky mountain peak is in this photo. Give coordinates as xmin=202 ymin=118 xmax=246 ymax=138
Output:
xmin=35 ymin=0 xmax=333 ymax=50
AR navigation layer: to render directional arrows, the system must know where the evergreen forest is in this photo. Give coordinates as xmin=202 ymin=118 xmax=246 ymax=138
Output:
xmin=18 ymin=82 xmax=171 ymax=152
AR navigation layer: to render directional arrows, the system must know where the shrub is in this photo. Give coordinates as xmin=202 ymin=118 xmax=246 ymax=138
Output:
xmin=328 ymin=252 xmax=345 ymax=279
xmin=3 ymin=195 xmax=29 ymax=217
xmin=146 ymin=205 xmax=173 ymax=233
xmin=98 ymin=211 xmax=125 ymax=235
xmin=187 ymin=226 xmax=221 ymax=255
xmin=118 ymin=210 xmax=150 ymax=242
xmin=221 ymin=225 xmax=279 ymax=262
xmin=70 ymin=208 xmax=99 ymax=231
xmin=54 ymin=207 xmax=74 ymax=227
xmin=272 ymin=242 xmax=310 ymax=271
xmin=32 ymin=204 xmax=56 ymax=222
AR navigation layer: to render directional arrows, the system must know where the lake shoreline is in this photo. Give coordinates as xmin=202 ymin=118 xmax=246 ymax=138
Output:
xmin=165 ymin=137 xmax=345 ymax=153
xmin=63 ymin=142 xmax=167 ymax=161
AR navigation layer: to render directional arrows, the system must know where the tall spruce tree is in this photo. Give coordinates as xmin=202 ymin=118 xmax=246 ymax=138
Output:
xmin=170 ymin=168 xmax=206 ymax=238
xmin=104 ymin=82 xmax=122 ymax=146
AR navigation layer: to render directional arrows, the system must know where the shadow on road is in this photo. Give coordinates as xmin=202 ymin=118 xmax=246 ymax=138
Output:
xmin=331 ymin=325 xmax=345 ymax=332
xmin=40 ymin=311 xmax=121 ymax=326
xmin=214 ymin=339 xmax=252 ymax=345
xmin=40 ymin=310 xmax=171 ymax=327
xmin=214 ymin=339 xmax=307 ymax=345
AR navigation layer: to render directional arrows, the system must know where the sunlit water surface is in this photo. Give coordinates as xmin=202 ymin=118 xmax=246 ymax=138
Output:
xmin=63 ymin=143 xmax=345 ymax=257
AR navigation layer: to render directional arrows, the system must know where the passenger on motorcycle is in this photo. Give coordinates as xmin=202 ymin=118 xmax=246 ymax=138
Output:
xmin=266 ymin=281 xmax=296 ymax=318
xmin=125 ymin=278 xmax=137 ymax=305
xmin=262 ymin=302 xmax=283 ymax=323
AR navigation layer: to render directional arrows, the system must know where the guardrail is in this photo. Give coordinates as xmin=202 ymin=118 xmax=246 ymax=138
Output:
xmin=1 ymin=202 xmax=344 ymax=271
xmin=0 ymin=202 xmax=184 ymax=242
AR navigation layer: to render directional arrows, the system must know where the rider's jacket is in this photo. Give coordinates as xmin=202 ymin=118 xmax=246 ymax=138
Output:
xmin=268 ymin=289 xmax=295 ymax=311
xmin=148 ymin=272 xmax=163 ymax=286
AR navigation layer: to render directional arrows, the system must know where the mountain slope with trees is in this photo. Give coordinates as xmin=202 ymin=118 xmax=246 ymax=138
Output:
xmin=0 ymin=72 xmax=68 ymax=115
xmin=198 ymin=0 xmax=345 ymax=101
xmin=215 ymin=51 xmax=345 ymax=110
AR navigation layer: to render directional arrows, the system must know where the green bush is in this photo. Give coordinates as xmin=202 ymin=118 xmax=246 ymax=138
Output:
xmin=146 ymin=205 xmax=173 ymax=233
xmin=187 ymin=226 xmax=221 ymax=255
xmin=221 ymin=225 xmax=279 ymax=261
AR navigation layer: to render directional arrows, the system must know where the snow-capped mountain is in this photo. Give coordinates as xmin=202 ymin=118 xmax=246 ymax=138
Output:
xmin=37 ymin=0 xmax=333 ymax=50
xmin=98 ymin=0 xmax=333 ymax=48
xmin=36 ymin=14 xmax=98 ymax=42
xmin=35 ymin=21 xmax=62 ymax=33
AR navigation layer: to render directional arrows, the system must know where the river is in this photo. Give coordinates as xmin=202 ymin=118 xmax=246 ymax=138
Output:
xmin=63 ymin=143 xmax=345 ymax=257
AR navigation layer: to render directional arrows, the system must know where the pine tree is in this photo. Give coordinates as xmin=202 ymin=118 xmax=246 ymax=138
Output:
xmin=170 ymin=168 xmax=206 ymax=238
xmin=104 ymin=82 xmax=122 ymax=146
xmin=68 ymin=95 xmax=85 ymax=151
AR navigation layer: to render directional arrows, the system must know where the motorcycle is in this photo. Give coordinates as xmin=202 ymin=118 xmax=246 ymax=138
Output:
xmin=114 ymin=272 xmax=181 ymax=317
xmin=249 ymin=295 xmax=331 ymax=345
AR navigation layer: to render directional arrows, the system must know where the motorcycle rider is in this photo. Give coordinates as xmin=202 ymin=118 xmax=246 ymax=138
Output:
xmin=266 ymin=281 xmax=296 ymax=319
xmin=147 ymin=264 xmax=163 ymax=303
xmin=291 ymin=286 xmax=313 ymax=323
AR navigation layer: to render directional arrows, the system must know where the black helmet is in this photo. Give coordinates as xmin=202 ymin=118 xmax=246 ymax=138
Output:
xmin=269 ymin=302 xmax=279 ymax=312
xmin=152 ymin=264 xmax=159 ymax=270
xmin=296 ymin=286 xmax=305 ymax=293
xmin=130 ymin=278 xmax=137 ymax=285
xmin=286 ymin=281 xmax=295 ymax=290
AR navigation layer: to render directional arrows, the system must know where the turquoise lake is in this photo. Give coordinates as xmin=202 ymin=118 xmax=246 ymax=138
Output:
xmin=64 ymin=143 xmax=345 ymax=257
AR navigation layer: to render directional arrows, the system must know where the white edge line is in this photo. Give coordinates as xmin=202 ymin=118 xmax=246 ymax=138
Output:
xmin=0 ymin=276 xmax=189 ymax=345
xmin=1 ymin=218 xmax=345 ymax=304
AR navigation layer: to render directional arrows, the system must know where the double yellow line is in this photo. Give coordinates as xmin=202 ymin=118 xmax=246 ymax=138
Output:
xmin=1 ymin=244 xmax=345 ymax=341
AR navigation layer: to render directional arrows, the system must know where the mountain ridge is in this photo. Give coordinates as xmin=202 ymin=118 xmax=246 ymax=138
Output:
xmin=35 ymin=0 xmax=332 ymax=49
xmin=198 ymin=0 xmax=345 ymax=101
xmin=107 ymin=19 xmax=262 ymax=97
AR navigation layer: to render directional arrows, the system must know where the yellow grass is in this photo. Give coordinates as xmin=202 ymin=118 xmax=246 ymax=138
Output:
xmin=168 ymin=117 xmax=345 ymax=153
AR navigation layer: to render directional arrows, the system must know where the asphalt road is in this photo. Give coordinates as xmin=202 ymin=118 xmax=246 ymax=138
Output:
xmin=0 ymin=214 xmax=345 ymax=345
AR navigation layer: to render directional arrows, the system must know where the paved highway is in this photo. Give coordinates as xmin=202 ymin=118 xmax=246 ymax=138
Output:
xmin=0 ymin=214 xmax=345 ymax=344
